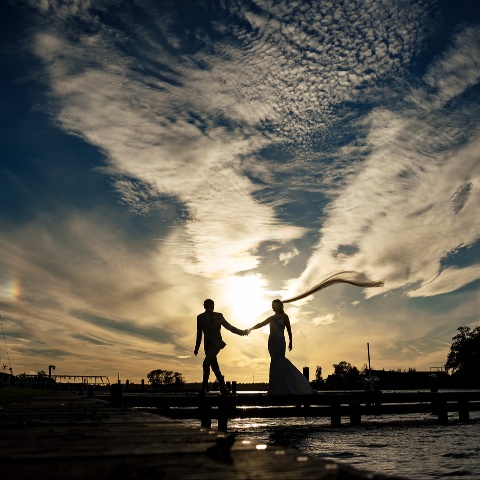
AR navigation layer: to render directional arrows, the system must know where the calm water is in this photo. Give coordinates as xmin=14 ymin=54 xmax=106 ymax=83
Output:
xmin=228 ymin=413 xmax=480 ymax=479
xmin=181 ymin=391 xmax=480 ymax=479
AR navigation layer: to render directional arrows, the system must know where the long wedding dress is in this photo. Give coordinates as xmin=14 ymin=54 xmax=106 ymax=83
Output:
xmin=267 ymin=314 xmax=315 ymax=395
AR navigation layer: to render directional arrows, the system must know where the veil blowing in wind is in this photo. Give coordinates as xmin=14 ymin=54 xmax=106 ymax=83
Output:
xmin=282 ymin=271 xmax=384 ymax=303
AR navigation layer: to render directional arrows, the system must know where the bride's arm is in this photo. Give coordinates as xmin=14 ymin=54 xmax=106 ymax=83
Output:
xmin=285 ymin=315 xmax=293 ymax=351
xmin=247 ymin=317 xmax=271 ymax=333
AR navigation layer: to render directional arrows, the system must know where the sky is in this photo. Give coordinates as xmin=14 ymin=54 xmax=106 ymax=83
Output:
xmin=1 ymin=0 xmax=479 ymax=385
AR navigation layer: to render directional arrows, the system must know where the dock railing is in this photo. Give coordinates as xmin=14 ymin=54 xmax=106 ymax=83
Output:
xmin=97 ymin=390 xmax=480 ymax=432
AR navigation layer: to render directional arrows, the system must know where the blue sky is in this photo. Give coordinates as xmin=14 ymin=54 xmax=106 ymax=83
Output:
xmin=1 ymin=0 xmax=479 ymax=384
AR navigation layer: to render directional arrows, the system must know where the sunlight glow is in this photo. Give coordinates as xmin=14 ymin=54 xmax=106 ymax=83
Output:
xmin=217 ymin=274 xmax=275 ymax=327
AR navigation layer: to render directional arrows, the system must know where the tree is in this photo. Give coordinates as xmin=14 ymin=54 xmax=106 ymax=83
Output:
xmin=331 ymin=361 xmax=362 ymax=389
xmin=313 ymin=365 xmax=325 ymax=388
xmin=147 ymin=369 xmax=186 ymax=390
xmin=445 ymin=326 xmax=480 ymax=387
xmin=360 ymin=363 xmax=369 ymax=376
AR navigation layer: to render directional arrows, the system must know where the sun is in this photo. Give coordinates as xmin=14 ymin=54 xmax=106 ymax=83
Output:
xmin=217 ymin=274 xmax=275 ymax=328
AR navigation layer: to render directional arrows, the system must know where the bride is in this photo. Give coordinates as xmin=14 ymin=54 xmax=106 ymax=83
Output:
xmin=246 ymin=271 xmax=384 ymax=395
xmin=247 ymin=299 xmax=315 ymax=395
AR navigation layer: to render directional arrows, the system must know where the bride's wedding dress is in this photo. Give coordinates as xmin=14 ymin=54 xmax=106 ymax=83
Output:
xmin=267 ymin=314 xmax=315 ymax=395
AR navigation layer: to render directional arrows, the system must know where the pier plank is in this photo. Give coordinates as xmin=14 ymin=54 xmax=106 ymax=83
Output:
xmin=0 ymin=393 xmax=404 ymax=480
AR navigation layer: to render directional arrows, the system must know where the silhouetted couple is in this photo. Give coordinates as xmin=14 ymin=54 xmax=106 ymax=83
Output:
xmin=194 ymin=298 xmax=314 ymax=396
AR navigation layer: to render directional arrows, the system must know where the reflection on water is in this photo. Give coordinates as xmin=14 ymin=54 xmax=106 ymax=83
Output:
xmin=226 ymin=413 xmax=480 ymax=480
xmin=180 ymin=396 xmax=480 ymax=480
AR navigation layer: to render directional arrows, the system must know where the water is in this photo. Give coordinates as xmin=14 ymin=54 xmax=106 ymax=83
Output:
xmin=180 ymin=391 xmax=480 ymax=479
xmin=227 ymin=413 xmax=480 ymax=479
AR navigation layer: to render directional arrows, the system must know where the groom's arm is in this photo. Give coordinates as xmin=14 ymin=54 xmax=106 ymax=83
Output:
xmin=220 ymin=315 xmax=247 ymax=336
xmin=194 ymin=316 xmax=203 ymax=355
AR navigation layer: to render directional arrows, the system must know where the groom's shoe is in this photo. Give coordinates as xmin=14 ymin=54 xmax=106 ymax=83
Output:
xmin=198 ymin=388 xmax=207 ymax=397
xmin=220 ymin=388 xmax=231 ymax=396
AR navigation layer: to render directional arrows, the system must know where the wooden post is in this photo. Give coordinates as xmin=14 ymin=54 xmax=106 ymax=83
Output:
xmin=232 ymin=381 xmax=237 ymax=396
xmin=437 ymin=399 xmax=448 ymax=425
xmin=218 ymin=397 xmax=230 ymax=432
xmin=373 ymin=392 xmax=382 ymax=415
xmin=349 ymin=401 xmax=361 ymax=426
xmin=458 ymin=399 xmax=469 ymax=422
xmin=330 ymin=401 xmax=341 ymax=426
xmin=110 ymin=383 xmax=123 ymax=407
xmin=431 ymin=393 xmax=448 ymax=425
xmin=438 ymin=408 xmax=448 ymax=425
xmin=199 ymin=399 xmax=212 ymax=428
xmin=218 ymin=416 xmax=228 ymax=432
xmin=87 ymin=385 xmax=95 ymax=398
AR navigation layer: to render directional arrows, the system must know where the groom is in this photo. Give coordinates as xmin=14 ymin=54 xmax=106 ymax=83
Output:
xmin=194 ymin=298 xmax=247 ymax=396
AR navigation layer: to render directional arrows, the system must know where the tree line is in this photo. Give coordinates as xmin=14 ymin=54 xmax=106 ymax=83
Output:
xmin=147 ymin=369 xmax=186 ymax=389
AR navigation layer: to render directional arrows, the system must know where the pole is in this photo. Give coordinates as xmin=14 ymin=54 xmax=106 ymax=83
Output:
xmin=367 ymin=343 xmax=371 ymax=379
xmin=1 ymin=315 xmax=12 ymax=375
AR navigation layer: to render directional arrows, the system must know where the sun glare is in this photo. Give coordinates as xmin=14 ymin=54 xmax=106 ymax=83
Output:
xmin=217 ymin=274 xmax=275 ymax=328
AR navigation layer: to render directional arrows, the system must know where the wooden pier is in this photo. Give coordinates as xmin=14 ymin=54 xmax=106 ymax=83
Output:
xmin=99 ymin=390 xmax=480 ymax=431
xmin=1 ymin=392 xmax=404 ymax=479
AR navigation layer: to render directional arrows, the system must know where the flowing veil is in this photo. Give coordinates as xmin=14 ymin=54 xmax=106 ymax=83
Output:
xmin=282 ymin=271 xmax=384 ymax=303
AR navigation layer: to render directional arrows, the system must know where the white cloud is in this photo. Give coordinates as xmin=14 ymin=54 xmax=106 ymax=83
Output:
xmin=410 ymin=265 xmax=480 ymax=297
xmin=312 ymin=314 xmax=335 ymax=326
xmin=7 ymin=0 xmax=479 ymax=382
xmin=285 ymin=26 xmax=480 ymax=300
xmin=31 ymin=25 xmax=311 ymax=277
xmin=422 ymin=27 xmax=480 ymax=109
xmin=279 ymin=247 xmax=299 ymax=265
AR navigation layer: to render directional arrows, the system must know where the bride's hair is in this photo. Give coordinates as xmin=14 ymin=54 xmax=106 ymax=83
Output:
xmin=272 ymin=299 xmax=284 ymax=308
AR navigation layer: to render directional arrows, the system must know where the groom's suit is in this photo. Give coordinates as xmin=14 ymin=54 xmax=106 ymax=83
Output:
xmin=195 ymin=311 xmax=244 ymax=352
xmin=195 ymin=309 xmax=245 ymax=395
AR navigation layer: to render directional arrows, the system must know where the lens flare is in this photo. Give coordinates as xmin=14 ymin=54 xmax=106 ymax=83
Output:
xmin=11 ymin=279 xmax=21 ymax=301
xmin=0 ymin=278 xmax=21 ymax=302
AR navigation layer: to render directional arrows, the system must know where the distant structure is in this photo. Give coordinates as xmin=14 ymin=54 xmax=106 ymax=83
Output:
xmin=50 ymin=374 xmax=110 ymax=387
xmin=1 ymin=314 xmax=13 ymax=376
